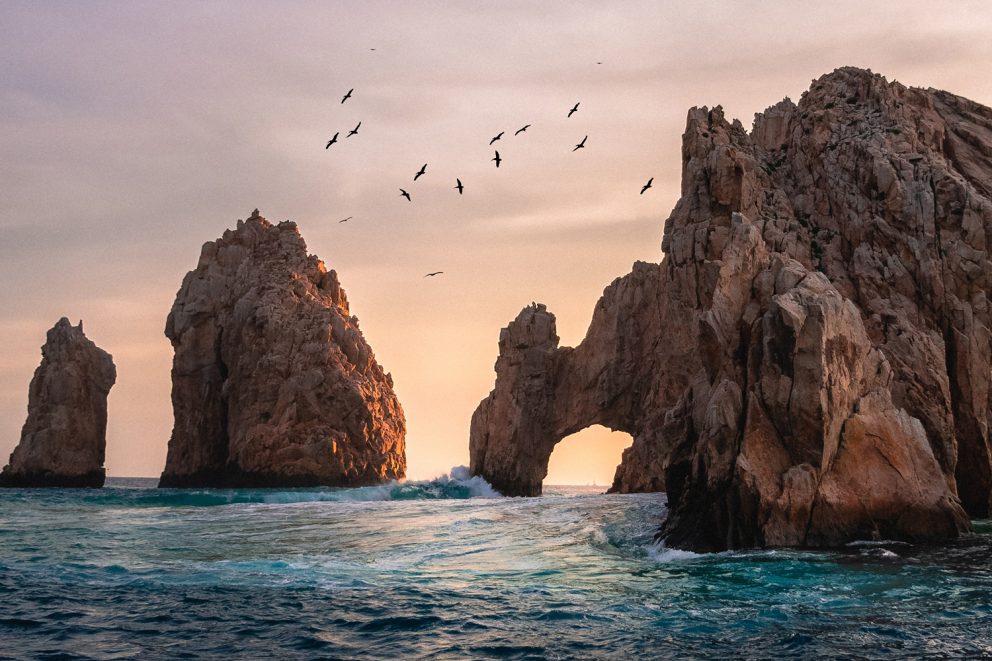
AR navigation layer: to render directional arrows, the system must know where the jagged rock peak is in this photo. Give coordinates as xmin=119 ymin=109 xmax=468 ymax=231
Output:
xmin=470 ymin=67 xmax=992 ymax=550
xmin=160 ymin=210 xmax=405 ymax=488
xmin=0 ymin=318 xmax=116 ymax=488
xmin=663 ymin=66 xmax=992 ymax=547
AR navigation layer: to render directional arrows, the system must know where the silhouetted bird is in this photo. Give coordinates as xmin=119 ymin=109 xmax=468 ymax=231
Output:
xmin=414 ymin=163 xmax=427 ymax=181
xmin=492 ymin=151 xmax=502 ymax=168
xmin=455 ymin=178 xmax=464 ymax=195
xmin=347 ymin=122 xmax=361 ymax=137
xmin=325 ymin=132 xmax=339 ymax=149
xmin=640 ymin=177 xmax=653 ymax=194
xmin=573 ymin=135 xmax=587 ymax=151
xmin=400 ymin=189 xmax=411 ymax=201
xmin=339 ymin=216 xmax=353 ymax=223
xmin=424 ymin=271 xmax=444 ymax=277
xmin=341 ymin=88 xmax=353 ymax=104
xmin=489 ymin=131 xmax=504 ymax=145
xmin=514 ymin=124 xmax=530 ymax=136
xmin=568 ymin=102 xmax=580 ymax=118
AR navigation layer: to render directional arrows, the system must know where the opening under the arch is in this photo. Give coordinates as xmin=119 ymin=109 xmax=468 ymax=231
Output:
xmin=544 ymin=425 xmax=633 ymax=489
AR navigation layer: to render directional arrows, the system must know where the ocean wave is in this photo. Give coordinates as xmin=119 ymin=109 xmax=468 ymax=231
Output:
xmin=646 ymin=540 xmax=703 ymax=563
xmin=53 ymin=466 xmax=502 ymax=508
xmin=844 ymin=539 xmax=912 ymax=548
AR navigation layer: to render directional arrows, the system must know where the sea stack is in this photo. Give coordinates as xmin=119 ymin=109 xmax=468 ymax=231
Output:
xmin=159 ymin=210 xmax=406 ymax=487
xmin=0 ymin=318 xmax=116 ymax=488
xmin=470 ymin=67 xmax=992 ymax=550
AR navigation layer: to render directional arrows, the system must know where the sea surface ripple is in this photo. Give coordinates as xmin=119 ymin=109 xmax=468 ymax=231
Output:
xmin=1 ymin=471 xmax=990 ymax=660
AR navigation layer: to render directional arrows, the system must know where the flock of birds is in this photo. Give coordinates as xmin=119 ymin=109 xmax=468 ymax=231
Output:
xmin=323 ymin=87 xmax=655 ymax=277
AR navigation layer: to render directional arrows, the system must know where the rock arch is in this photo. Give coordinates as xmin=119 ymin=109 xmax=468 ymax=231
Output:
xmin=470 ymin=68 xmax=990 ymax=550
xmin=469 ymin=261 xmax=693 ymax=497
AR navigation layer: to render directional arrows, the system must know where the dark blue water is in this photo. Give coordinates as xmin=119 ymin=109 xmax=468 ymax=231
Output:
xmin=1 ymin=471 xmax=990 ymax=660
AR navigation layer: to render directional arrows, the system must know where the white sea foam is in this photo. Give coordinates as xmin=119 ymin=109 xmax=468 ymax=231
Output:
xmin=647 ymin=540 xmax=703 ymax=562
xmin=253 ymin=466 xmax=502 ymax=504
xmin=434 ymin=465 xmax=502 ymax=498
xmin=845 ymin=539 xmax=911 ymax=548
xmin=582 ymin=525 xmax=610 ymax=545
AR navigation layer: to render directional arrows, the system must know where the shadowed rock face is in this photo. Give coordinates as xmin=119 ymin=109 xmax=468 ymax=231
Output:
xmin=159 ymin=210 xmax=405 ymax=488
xmin=470 ymin=67 xmax=992 ymax=550
xmin=0 ymin=318 xmax=116 ymax=488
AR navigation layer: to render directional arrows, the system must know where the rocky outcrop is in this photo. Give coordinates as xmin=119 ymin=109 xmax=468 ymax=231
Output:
xmin=0 ymin=318 xmax=116 ymax=488
xmin=159 ymin=210 xmax=405 ymax=487
xmin=470 ymin=67 xmax=992 ymax=550
xmin=470 ymin=262 xmax=685 ymax=497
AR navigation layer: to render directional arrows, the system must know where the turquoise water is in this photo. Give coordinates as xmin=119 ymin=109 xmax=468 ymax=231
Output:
xmin=1 ymin=473 xmax=990 ymax=660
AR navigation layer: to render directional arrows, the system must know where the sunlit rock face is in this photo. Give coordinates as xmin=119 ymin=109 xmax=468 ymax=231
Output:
xmin=159 ymin=210 xmax=406 ymax=487
xmin=471 ymin=67 xmax=992 ymax=550
xmin=0 ymin=318 xmax=116 ymax=488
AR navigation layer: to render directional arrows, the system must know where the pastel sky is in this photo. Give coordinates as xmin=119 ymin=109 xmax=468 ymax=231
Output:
xmin=2 ymin=1 xmax=991 ymax=484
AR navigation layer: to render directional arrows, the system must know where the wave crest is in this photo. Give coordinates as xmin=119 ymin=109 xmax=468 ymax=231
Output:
xmin=75 ymin=466 xmax=501 ymax=508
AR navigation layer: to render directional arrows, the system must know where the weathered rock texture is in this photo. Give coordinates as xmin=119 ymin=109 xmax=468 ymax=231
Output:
xmin=470 ymin=67 xmax=992 ymax=550
xmin=159 ymin=210 xmax=405 ymax=487
xmin=0 ymin=318 xmax=116 ymax=488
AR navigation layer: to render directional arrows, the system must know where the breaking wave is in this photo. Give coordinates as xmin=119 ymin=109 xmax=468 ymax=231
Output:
xmin=3 ymin=467 xmax=500 ymax=509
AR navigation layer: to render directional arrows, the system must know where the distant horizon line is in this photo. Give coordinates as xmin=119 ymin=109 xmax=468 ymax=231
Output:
xmin=104 ymin=475 xmax=605 ymax=487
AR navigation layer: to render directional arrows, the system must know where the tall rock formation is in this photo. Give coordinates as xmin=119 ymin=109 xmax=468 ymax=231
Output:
xmin=470 ymin=67 xmax=992 ymax=550
xmin=159 ymin=210 xmax=406 ymax=487
xmin=0 ymin=318 xmax=116 ymax=488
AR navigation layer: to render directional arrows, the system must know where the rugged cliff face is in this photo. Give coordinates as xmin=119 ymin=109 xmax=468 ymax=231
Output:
xmin=470 ymin=67 xmax=992 ymax=550
xmin=159 ymin=210 xmax=405 ymax=487
xmin=0 ymin=318 xmax=116 ymax=488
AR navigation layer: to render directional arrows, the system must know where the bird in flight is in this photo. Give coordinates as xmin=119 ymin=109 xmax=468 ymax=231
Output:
xmin=514 ymin=124 xmax=530 ymax=136
xmin=414 ymin=163 xmax=427 ymax=181
xmin=424 ymin=271 xmax=444 ymax=278
xmin=492 ymin=151 xmax=502 ymax=168
xmin=325 ymin=132 xmax=339 ymax=149
xmin=455 ymin=178 xmax=464 ymax=195
xmin=339 ymin=216 xmax=353 ymax=223
xmin=489 ymin=131 xmax=504 ymax=145
xmin=640 ymin=178 xmax=654 ymax=195
xmin=568 ymin=102 xmax=580 ymax=118
xmin=573 ymin=135 xmax=587 ymax=151
xmin=347 ymin=121 xmax=361 ymax=137
xmin=341 ymin=88 xmax=354 ymax=104
xmin=400 ymin=189 xmax=411 ymax=201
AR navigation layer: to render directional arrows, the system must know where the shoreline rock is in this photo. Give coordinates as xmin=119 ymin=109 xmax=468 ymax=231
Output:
xmin=0 ymin=318 xmax=116 ymax=488
xmin=159 ymin=210 xmax=406 ymax=488
xmin=470 ymin=67 xmax=991 ymax=550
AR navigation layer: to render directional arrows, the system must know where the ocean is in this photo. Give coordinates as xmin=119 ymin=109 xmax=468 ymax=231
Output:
xmin=1 ymin=471 xmax=990 ymax=660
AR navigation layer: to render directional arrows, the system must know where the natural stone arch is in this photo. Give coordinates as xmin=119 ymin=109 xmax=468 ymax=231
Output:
xmin=469 ymin=261 xmax=694 ymax=497
xmin=470 ymin=68 xmax=988 ymax=551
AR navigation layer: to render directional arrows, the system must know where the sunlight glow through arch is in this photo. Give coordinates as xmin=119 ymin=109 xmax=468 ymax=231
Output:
xmin=544 ymin=425 xmax=633 ymax=488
